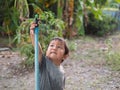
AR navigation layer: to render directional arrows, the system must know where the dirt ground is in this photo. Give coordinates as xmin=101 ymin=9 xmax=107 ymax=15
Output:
xmin=0 ymin=32 xmax=120 ymax=90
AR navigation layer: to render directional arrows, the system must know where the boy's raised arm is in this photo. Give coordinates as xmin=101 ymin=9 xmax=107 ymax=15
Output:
xmin=30 ymin=23 xmax=43 ymax=63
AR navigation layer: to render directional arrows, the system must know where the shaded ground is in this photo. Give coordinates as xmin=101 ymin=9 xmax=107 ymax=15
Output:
xmin=0 ymin=32 xmax=120 ymax=90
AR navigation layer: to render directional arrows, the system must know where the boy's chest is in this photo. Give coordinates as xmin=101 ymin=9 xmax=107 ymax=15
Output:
xmin=47 ymin=62 xmax=64 ymax=83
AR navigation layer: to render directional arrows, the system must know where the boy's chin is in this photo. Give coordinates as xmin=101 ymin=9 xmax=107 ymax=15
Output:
xmin=48 ymin=55 xmax=57 ymax=61
xmin=49 ymin=53 xmax=57 ymax=58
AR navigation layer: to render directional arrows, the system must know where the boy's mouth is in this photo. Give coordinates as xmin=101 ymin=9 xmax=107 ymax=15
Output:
xmin=50 ymin=52 xmax=57 ymax=54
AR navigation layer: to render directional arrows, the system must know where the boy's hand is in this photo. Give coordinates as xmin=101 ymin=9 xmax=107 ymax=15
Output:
xmin=30 ymin=23 xmax=38 ymax=46
xmin=30 ymin=23 xmax=38 ymax=35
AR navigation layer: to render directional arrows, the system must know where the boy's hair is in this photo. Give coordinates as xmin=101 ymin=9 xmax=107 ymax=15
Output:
xmin=50 ymin=37 xmax=69 ymax=55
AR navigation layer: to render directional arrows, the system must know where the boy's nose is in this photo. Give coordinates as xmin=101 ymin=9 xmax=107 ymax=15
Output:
xmin=52 ymin=45 xmax=57 ymax=49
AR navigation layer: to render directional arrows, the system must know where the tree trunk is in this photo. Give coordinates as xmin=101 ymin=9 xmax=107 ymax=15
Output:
xmin=63 ymin=0 xmax=74 ymax=39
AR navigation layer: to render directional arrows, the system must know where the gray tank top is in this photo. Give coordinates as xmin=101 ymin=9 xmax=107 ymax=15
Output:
xmin=39 ymin=55 xmax=65 ymax=90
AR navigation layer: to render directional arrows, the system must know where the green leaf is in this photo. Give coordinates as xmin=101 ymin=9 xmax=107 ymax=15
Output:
xmin=115 ymin=0 xmax=120 ymax=3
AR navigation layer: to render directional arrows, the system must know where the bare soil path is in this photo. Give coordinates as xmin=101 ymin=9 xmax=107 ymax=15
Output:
xmin=0 ymin=32 xmax=120 ymax=90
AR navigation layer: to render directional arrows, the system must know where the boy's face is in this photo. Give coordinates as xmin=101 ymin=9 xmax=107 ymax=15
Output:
xmin=46 ymin=40 xmax=67 ymax=65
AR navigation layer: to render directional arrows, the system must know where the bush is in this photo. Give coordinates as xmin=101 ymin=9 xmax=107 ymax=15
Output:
xmin=13 ymin=11 xmax=65 ymax=68
xmin=106 ymin=51 xmax=120 ymax=71
xmin=85 ymin=12 xmax=118 ymax=36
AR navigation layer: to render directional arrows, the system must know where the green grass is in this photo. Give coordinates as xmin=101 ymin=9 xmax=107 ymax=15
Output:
xmin=0 ymin=36 xmax=14 ymax=47
xmin=68 ymin=32 xmax=120 ymax=71
xmin=106 ymin=51 xmax=120 ymax=71
xmin=0 ymin=37 xmax=9 ymax=45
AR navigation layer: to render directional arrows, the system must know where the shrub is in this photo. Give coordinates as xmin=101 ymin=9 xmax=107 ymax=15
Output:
xmin=85 ymin=12 xmax=118 ymax=36
xmin=13 ymin=11 xmax=65 ymax=68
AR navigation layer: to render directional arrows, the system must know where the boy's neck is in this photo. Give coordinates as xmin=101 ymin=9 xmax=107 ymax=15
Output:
xmin=53 ymin=61 xmax=61 ymax=66
xmin=51 ymin=59 xmax=61 ymax=66
xmin=47 ymin=56 xmax=62 ymax=66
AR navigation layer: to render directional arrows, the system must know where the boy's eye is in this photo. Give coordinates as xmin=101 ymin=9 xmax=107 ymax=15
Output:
xmin=50 ymin=44 xmax=54 ymax=47
xmin=49 ymin=44 xmax=63 ymax=49
xmin=57 ymin=46 xmax=62 ymax=49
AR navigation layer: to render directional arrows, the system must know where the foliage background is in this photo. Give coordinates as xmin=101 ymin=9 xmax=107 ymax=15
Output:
xmin=0 ymin=0 xmax=120 ymax=69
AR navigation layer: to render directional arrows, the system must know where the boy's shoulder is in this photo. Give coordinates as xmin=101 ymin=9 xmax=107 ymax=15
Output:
xmin=59 ymin=65 xmax=65 ymax=74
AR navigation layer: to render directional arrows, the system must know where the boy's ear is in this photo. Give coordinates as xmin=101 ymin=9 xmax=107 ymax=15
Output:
xmin=63 ymin=54 xmax=69 ymax=60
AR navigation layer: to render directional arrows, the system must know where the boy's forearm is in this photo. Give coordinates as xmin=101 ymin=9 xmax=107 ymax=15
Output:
xmin=38 ymin=43 xmax=43 ymax=62
xmin=30 ymin=32 xmax=43 ymax=62
xmin=30 ymin=33 xmax=35 ymax=46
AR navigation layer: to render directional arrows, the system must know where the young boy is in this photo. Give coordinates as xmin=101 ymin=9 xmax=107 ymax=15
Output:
xmin=30 ymin=23 xmax=69 ymax=90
